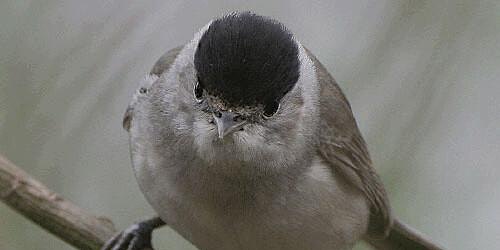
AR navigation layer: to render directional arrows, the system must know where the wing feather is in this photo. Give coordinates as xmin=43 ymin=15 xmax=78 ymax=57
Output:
xmin=122 ymin=46 xmax=183 ymax=132
xmin=306 ymin=49 xmax=393 ymax=238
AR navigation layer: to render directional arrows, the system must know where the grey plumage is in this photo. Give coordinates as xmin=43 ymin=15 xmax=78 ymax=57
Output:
xmin=109 ymin=13 xmax=442 ymax=250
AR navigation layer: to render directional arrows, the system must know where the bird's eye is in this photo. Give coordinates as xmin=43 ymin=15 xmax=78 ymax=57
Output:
xmin=262 ymin=102 xmax=280 ymax=119
xmin=194 ymin=81 xmax=203 ymax=102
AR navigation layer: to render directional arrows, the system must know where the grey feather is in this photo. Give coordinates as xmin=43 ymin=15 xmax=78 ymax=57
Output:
xmin=117 ymin=15 xmax=442 ymax=250
xmin=306 ymin=49 xmax=393 ymax=238
xmin=122 ymin=46 xmax=182 ymax=132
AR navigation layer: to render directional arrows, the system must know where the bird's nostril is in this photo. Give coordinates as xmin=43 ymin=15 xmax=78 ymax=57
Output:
xmin=239 ymin=127 xmax=244 ymax=131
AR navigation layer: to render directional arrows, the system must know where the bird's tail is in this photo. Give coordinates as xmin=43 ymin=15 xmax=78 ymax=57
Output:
xmin=365 ymin=218 xmax=444 ymax=250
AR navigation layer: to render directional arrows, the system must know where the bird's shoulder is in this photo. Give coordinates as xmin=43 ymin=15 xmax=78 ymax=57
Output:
xmin=122 ymin=46 xmax=183 ymax=131
xmin=305 ymin=49 xmax=393 ymax=238
xmin=149 ymin=46 xmax=184 ymax=77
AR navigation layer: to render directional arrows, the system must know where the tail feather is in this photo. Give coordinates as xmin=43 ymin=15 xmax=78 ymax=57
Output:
xmin=366 ymin=219 xmax=444 ymax=250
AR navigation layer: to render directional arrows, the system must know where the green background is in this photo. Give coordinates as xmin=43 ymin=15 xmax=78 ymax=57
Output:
xmin=1 ymin=1 xmax=499 ymax=249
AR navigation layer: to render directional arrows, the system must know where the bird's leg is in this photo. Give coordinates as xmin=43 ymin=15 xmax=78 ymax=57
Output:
xmin=102 ymin=216 xmax=166 ymax=250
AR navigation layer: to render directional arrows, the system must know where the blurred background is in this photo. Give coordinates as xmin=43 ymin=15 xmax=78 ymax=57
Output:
xmin=1 ymin=0 xmax=499 ymax=249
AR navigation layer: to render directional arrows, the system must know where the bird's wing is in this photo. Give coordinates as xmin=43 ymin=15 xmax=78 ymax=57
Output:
xmin=366 ymin=218 xmax=444 ymax=250
xmin=149 ymin=46 xmax=184 ymax=77
xmin=307 ymin=50 xmax=443 ymax=249
xmin=305 ymin=50 xmax=393 ymax=238
xmin=122 ymin=46 xmax=183 ymax=132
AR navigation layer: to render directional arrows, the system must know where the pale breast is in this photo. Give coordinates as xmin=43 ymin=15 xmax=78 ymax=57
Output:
xmin=132 ymin=147 xmax=370 ymax=250
xmin=225 ymin=157 xmax=371 ymax=250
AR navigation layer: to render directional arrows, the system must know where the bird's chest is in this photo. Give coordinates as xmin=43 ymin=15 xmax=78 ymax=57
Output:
xmin=132 ymin=149 xmax=369 ymax=250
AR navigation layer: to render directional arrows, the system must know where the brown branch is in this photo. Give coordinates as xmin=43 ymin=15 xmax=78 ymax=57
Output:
xmin=0 ymin=154 xmax=116 ymax=250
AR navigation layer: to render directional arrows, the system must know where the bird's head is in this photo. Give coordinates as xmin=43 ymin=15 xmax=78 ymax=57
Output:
xmin=167 ymin=12 xmax=320 ymax=173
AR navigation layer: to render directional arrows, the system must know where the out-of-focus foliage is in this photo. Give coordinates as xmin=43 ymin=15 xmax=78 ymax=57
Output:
xmin=1 ymin=1 xmax=499 ymax=249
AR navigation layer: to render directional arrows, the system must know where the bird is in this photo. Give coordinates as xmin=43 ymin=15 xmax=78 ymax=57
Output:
xmin=103 ymin=12 xmax=442 ymax=250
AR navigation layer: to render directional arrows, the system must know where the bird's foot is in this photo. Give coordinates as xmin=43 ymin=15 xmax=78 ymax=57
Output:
xmin=102 ymin=221 xmax=155 ymax=250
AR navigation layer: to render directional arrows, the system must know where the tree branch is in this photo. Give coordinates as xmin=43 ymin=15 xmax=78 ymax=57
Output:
xmin=0 ymin=154 xmax=116 ymax=250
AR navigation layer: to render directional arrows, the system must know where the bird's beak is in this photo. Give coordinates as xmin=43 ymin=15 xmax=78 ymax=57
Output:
xmin=213 ymin=111 xmax=247 ymax=139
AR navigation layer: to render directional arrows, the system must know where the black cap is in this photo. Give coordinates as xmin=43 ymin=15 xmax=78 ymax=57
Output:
xmin=194 ymin=12 xmax=300 ymax=109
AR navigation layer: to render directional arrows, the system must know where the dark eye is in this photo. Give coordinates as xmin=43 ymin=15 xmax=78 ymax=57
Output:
xmin=263 ymin=102 xmax=280 ymax=119
xmin=194 ymin=81 xmax=203 ymax=102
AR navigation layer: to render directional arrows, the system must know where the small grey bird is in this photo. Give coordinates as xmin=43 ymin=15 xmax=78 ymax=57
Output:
xmin=104 ymin=12 xmax=441 ymax=250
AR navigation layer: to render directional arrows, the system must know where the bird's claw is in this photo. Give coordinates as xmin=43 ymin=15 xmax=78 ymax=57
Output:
xmin=102 ymin=222 xmax=155 ymax=250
